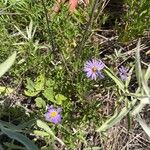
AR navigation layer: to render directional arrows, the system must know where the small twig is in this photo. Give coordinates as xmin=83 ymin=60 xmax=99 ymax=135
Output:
xmin=95 ymin=0 xmax=111 ymax=20
xmin=41 ymin=0 xmax=56 ymax=52
xmin=60 ymin=53 xmax=73 ymax=82
xmin=77 ymin=0 xmax=99 ymax=57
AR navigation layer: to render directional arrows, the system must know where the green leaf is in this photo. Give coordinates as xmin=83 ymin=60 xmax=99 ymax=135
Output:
xmin=4 ymin=142 xmax=26 ymax=150
xmin=125 ymin=66 xmax=134 ymax=88
xmin=0 ymin=125 xmax=38 ymax=150
xmin=104 ymin=67 xmax=125 ymax=92
xmin=97 ymin=99 xmax=137 ymax=132
xmin=35 ymin=74 xmax=45 ymax=91
xmin=35 ymin=97 xmax=46 ymax=108
xmin=0 ymin=51 xmax=16 ymax=78
xmin=17 ymin=119 xmax=35 ymax=130
xmin=145 ymin=64 xmax=150 ymax=81
xmin=136 ymin=115 xmax=150 ymax=137
xmin=36 ymin=120 xmax=54 ymax=135
xmin=33 ymin=130 xmax=49 ymax=137
xmin=25 ymin=78 xmax=35 ymax=92
xmin=55 ymin=94 xmax=67 ymax=105
xmin=24 ymin=90 xmax=39 ymax=97
xmin=36 ymin=120 xmax=64 ymax=145
xmin=0 ymin=120 xmax=22 ymax=131
xmin=0 ymin=86 xmax=14 ymax=95
xmin=24 ymin=78 xmax=40 ymax=97
xmin=134 ymin=39 xmax=149 ymax=96
xmin=43 ymin=88 xmax=54 ymax=102
xmin=135 ymin=39 xmax=142 ymax=88
xmin=83 ymin=147 xmax=102 ymax=150
xmin=127 ymin=113 xmax=132 ymax=132
xmin=45 ymin=79 xmax=55 ymax=87
xmin=131 ymin=102 xmax=146 ymax=116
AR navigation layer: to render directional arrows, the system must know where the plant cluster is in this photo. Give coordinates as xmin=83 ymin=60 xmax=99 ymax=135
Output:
xmin=0 ymin=0 xmax=150 ymax=149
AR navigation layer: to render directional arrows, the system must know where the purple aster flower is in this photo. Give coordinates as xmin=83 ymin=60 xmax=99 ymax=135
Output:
xmin=44 ymin=105 xmax=62 ymax=124
xmin=84 ymin=59 xmax=105 ymax=80
xmin=119 ymin=66 xmax=129 ymax=80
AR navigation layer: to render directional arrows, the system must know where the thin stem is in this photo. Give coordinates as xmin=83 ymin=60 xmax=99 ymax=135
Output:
xmin=77 ymin=0 xmax=99 ymax=57
xmin=41 ymin=0 xmax=56 ymax=52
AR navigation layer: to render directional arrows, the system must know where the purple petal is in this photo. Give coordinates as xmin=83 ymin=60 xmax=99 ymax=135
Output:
xmin=84 ymin=59 xmax=105 ymax=80
xmin=97 ymin=71 xmax=104 ymax=78
xmin=86 ymin=71 xmax=93 ymax=77
xmin=84 ymin=67 xmax=91 ymax=72
xmin=91 ymin=73 xmax=97 ymax=80
xmin=51 ymin=114 xmax=61 ymax=124
xmin=119 ymin=66 xmax=129 ymax=80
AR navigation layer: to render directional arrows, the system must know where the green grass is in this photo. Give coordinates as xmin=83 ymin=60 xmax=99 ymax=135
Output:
xmin=0 ymin=0 xmax=150 ymax=149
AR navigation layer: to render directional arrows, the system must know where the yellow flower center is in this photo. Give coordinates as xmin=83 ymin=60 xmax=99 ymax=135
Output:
xmin=92 ymin=66 xmax=97 ymax=73
xmin=50 ymin=111 xmax=57 ymax=118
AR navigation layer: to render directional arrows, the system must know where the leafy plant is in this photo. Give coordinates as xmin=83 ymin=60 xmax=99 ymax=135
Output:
xmin=0 ymin=119 xmax=38 ymax=150
xmin=0 ymin=52 xmax=38 ymax=149
xmin=25 ymin=74 xmax=68 ymax=107
xmin=97 ymin=39 xmax=150 ymax=137
xmin=35 ymin=120 xmax=64 ymax=146
xmin=120 ymin=0 xmax=150 ymax=41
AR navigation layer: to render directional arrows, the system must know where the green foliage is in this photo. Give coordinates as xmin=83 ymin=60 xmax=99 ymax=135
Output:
xmin=36 ymin=120 xmax=64 ymax=146
xmin=120 ymin=0 xmax=150 ymax=41
xmin=97 ymin=40 xmax=150 ymax=137
xmin=25 ymin=74 xmax=68 ymax=107
xmin=0 ymin=120 xmax=38 ymax=150
xmin=0 ymin=52 xmax=38 ymax=150
xmin=0 ymin=52 xmax=16 ymax=78
xmin=35 ymin=97 xmax=46 ymax=109
xmin=0 ymin=124 xmax=38 ymax=150
xmin=0 ymin=86 xmax=14 ymax=95
xmin=0 ymin=0 xmax=150 ymax=149
xmin=25 ymin=74 xmax=45 ymax=97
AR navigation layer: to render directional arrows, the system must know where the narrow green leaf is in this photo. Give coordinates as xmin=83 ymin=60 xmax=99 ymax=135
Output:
xmin=141 ymin=81 xmax=150 ymax=96
xmin=131 ymin=102 xmax=146 ymax=116
xmin=125 ymin=66 xmax=134 ymax=88
xmin=104 ymin=67 xmax=125 ymax=92
xmin=17 ymin=119 xmax=35 ymax=130
xmin=127 ymin=113 xmax=132 ymax=132
xmin=0 ymin=125 xmax=38 ymax=150
xmin=135 ymin=39 xmax=142 ymax=88
xmin=4 ymin=142 xmax=26 ymax=150
xmin=14 ymin=25 xmax=27 ymax=39
xmin=145 ymin=64 xmax=150 ymax=81
xmin=83 ymin=147 xmax=102 ymax=150
xmin=136 ymin=115 xmax=150 ymax=137
xmin=0 ymin=120 xmax=22 ymax=131
xmin=0 ymin=51 xmax=16 ymax=78
xmin=97 ymin=99 xmax=137 ymax=132
xmin=36 ymin=120 xmax=64 ymax=145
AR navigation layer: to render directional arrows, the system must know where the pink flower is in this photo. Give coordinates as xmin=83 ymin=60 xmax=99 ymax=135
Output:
xmin=52 ymin=0 xmax=89 ymax=13
xmin=69 ymin=0 xmax=78 ymax=12
xmin=69 ymin=0 xmax=89 ymax=12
